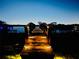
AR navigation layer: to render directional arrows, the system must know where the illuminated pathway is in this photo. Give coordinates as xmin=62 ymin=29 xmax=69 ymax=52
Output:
xmin=21 ymin=35 xmax=53 ymax=55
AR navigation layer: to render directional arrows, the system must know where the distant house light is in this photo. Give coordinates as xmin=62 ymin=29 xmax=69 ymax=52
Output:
xmin=0 ymin=26 xmax=3 ymax=29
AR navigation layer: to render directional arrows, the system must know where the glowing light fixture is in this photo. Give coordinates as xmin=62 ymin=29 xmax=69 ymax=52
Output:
xmin=5 ymin=54 xmax=22 ymax=59
xmin=54 ymin=56 xmax=65 ymax=59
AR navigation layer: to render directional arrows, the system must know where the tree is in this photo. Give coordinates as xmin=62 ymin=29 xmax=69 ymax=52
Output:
xmin=0 ymin=20 xmax=6 ymax=25
xmin=27 ymin=22 xmax=35 ymax=34
xmin=39 ymin=22 xmax=47 ymax=34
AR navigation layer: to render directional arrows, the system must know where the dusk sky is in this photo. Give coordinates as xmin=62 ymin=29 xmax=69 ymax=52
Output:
xmin=0 ymin=0 xmax=79 ymax=24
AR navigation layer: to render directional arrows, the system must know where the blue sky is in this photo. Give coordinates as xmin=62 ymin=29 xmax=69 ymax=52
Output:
xmin=0 ymin=0 xmax=79 ymax=24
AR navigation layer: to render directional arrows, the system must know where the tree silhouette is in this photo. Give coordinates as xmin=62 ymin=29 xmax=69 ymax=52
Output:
xmin=27 ymin=22 xmax=35 ymax=34
xmin=0 ymin=20 xmax=7 ymax=25
xmin=39 ymin=22 xmax=47 ymax=32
